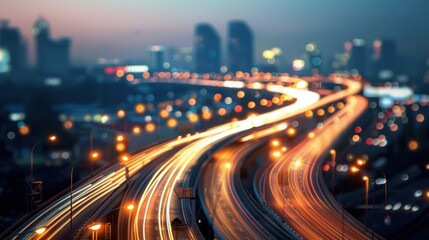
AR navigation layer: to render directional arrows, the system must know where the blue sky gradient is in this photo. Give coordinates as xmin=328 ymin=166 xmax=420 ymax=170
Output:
xmin=1 ymin=0 xmax=428 ymax=65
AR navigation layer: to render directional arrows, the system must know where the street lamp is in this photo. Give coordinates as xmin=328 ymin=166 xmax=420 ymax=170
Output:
xmin=88 ymin=222 xmax=102 ymax=240
xmin=30 ymin=135 xmax=56 ymax=183
xmin=126 ymin=203 xmax=134 ymax=233
xmin=330 ymin=149 xmax=336 ymax=194
xmin=352 ymin=162 xmax=388 ymax=205
xmin=35 ymin=227 xmax=46 ymax=235
xmin=362 ymin=175 xmax=369 ymax=231
xmin=29 ymin=135 xmax=56 ymax=210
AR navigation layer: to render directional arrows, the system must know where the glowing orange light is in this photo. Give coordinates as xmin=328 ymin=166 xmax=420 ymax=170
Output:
xmin=213 ymin=93 xmax=222 ymax=102
xmin=272 ymin=151 xmax=281 ymax=158
xmin=248 ymin=101 xmax=256 ymax=109
xmin=287 ymin=127 xmax=297 ymax=138
xmin=272 ymin=97 xmax=280 ymax=105
xmin=260 ymin=99 xmax=268 ymax=106
xmin=159 ymin=109 xmax=169 ymax=118
xmin=376 ymin=122 xmax=384 ymax=130
xmin=202 ymin=111 xmax=212 ymax=120
xmin=117 ymin=110 xmax=126 ymax=118
xmin=218 ymin=108 xmax=227 ymax=116
xmin=64 ymin=120 xmax=73 ymax=129
xmin=120 ymin=153 xmax=130 ymax=162
xmin=19 ymin=125 xmax=30 ymax=136
xmin=90 ymin=151 xmax=100 ymax=160
xmin=165 ymin=118 xmax=177 ymax=128
xmin=356 ymin=159 xmax=365 ymax=166
xmin=132 ymin=126 xmax=141 ymax=135
xmin=143 ymin=72 xmax=150 ymax=79
xmin=188 ymin=98 xmax=196 ymax=106
xmin=408 ymin=140 xmax=419 ymax=151
xmin=188 ymin=114 xmax=199 ymax=123
xmin=350 ymin=166 xmax=360 ymax=173
xmin=271 ymin=139 xmax=280 ymax=147
xmin=135 ymin=103 xmax=145 ymax=114
xmin=88 ymin=223 xmax=102 ymax=231
xmin=237 ymin=91 xmax=245 ymax=98
xmin=116 ymin=143 xmax=126 ymax=152
xmin=304 ymin=110 xmax=313 ymax=118
xmin=416 ymin=114 xmax=425 ymax=123
xmin=126 ymin=74 xmax=134 ymax=81
xmin=116 ymin=70 xmax=124 ymax=78
xmin=127 ymin=204 xmax=134 ymax=211
xmin=317 ymin=109 xmax=325 ymax=116
xmin=116 ymin=135 xmax=125 ymax=142
xmin=145 ymin=122 xmax=156 ymax=133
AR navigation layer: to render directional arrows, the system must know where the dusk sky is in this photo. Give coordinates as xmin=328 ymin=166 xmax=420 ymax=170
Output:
xmin=1 ymin=0 xmax=429 ymax=65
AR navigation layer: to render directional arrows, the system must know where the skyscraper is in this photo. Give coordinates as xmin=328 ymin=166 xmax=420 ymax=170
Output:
xmin=148 ymin=45 xmax=165 ymax=72
xmin=33 ymin=18 xmax=71 ymax=78
xmin=0 ymin=20 xmax=26 ymax=76
xmin=373 ymin=39 xmax=396 ymax=77
xmin=227 ymin=21 xmax=253 ymax=73
xmin=348 ymin=38 xmax=366 ymax=75
xmin=194 ymin=24 xmax=220 ymax=73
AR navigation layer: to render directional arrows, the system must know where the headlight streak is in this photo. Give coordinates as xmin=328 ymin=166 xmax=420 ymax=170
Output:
xmin=17 ymin=75 xmax=366 ymax=240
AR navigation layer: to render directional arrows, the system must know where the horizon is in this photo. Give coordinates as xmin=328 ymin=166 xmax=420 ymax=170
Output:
xmin=1 ymin=0 xmax=429 ymax=66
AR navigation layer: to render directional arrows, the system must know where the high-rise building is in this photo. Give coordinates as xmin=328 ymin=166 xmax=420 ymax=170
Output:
xmin=148 ymin=45 xmax=165 ymax=72
xmin=33 ymin=18 xmax=71 ymax=78
xmin=348 ymin=38 xmax=366 ymax=75
xmin=305 ymin=42 xmax=322 ymax=74
xmin=227 ymin=21 xmax=253 ymax=73
xmin=194 ymin=23 xmax=220 ymax=73
xmin=0 ymin=20 xmax=26 ymax=76
xmin=373 ymin=39 xmax=396 ymax=77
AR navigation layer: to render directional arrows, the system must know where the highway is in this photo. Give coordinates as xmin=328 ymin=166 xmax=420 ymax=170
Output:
xmin=199 ymin=139 xmax=298 ymax=239
xmin=2 ymin=75 xmax=379 ymax=240
xmin=260 ymin=95 xmax=382 ymax=239
xmin=2 ymin=76 xmax=320 ymax=240
xmin=123 ymin=78 xmax=321 ymax=240
xmin=198 ymin=77 xmax=371 ymax=240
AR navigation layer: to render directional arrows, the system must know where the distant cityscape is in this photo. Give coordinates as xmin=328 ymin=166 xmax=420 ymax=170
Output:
xmin=1 ymin=18 xmax=429 ymax=90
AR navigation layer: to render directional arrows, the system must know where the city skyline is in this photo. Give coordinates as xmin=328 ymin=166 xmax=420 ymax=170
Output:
xmin=1 ymin=0 xmax=429 ymax=65
xmin=2 ymin=1 xmax=429 ymax=239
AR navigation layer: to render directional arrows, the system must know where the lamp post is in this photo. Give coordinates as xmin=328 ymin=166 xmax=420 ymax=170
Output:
xmin=70 ymin=150 xmax=101 ymax=236
xmin=362 ymin=175 xmax=369 ymax=231
xmin=88 ymin=222 xmax=102 ymax=240
xmin=29 ymin=135 xmax=56 ymax=211
xmin=329 ymin=149 xmax=336 ymax=194
xmin=30 ymin=135 xmax=56 ymax=184
xmin=126 ymin=203 xmax=134 ymax=236
xmin=89 ymin=150 xmax=101 ymax=173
